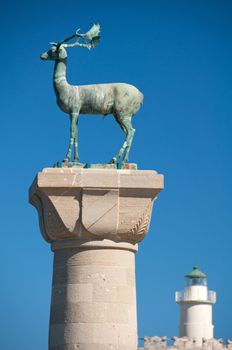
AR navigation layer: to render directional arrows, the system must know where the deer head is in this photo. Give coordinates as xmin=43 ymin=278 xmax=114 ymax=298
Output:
xmin=40 ymin=24 xmax=100 ymax=61
xmin=40 ymin=44 xmax=67 ymax=61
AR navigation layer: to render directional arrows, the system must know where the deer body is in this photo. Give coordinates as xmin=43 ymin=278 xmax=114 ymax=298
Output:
xmin=41 ymin=26 xmax=143 ymax=164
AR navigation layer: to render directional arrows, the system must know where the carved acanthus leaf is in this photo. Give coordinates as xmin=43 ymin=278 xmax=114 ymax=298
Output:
xmin=125 ymin=200 xmax=154 ymax=243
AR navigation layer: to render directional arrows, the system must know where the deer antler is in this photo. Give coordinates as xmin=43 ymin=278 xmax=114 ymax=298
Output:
xmin=58 ymin=23 xmax=100 ymax=50
xmin=76 ymin=23 xmax=100 ymax=45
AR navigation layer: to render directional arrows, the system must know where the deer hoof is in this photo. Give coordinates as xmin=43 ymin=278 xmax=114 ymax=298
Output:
xmin=109 ymin=157 xmax=117 ymax=164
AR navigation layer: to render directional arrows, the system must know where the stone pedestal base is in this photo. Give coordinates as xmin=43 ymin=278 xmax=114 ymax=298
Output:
xmin=29 ymin=168 xmax=164 ymax=350
xmin=50 ymin=239 xmax=137 ymax=350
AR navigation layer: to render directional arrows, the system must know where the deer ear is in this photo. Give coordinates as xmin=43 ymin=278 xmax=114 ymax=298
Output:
xmin=58 ymin=46 xmax=67 ymax=59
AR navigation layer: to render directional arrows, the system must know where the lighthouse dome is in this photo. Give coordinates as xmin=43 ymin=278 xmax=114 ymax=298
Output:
xmin=185 ymin=266 xmax=207 ymax=286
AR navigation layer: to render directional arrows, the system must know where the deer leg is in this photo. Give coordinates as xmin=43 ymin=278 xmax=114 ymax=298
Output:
xmin=110 ymin=115 xmax=135 ymax=164
xmin=109 ymin=116 xmax=128 ymax=164
xmin=73 ymin=116 xmax=79 ymax=162
xmin=115 ymin=139 xmax=128 ymax=161
xmin=121 ymin=117 xmax=135 ymax=163
xmin=64 ymin=113 xmax=78 ymax=162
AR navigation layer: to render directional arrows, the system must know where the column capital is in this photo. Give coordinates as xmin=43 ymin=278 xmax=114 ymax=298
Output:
xmin=29 ymin=168 xmax=164 ymax=245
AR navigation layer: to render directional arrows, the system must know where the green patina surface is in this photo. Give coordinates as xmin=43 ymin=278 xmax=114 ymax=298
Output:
xmin=41 ymin=24 xmax=143 ymax=167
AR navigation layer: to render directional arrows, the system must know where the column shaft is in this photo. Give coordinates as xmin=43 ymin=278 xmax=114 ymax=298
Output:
xmin=49 ymin=241 xmax=137 ymax=350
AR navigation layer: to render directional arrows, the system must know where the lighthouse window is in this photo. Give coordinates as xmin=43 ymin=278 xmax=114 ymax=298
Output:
xmin=186 ymin=277 xmax=207 ymax=286
xmin=192 ymin=277 xmax=207 ymax=286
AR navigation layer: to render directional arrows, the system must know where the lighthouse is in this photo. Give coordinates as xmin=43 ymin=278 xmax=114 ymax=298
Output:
xmin=175 ymin=266 xmax=216 ymax=346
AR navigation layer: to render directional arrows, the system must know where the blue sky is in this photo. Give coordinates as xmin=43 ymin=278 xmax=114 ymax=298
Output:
xmin=1 ymin=0 xmax=232 ymax=348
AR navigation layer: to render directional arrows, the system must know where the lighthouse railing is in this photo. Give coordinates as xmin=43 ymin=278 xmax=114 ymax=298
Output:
xmin=175 ymin=290 xmax=216 ymax=303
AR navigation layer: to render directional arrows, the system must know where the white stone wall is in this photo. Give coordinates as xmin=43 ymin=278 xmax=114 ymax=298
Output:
xmin=179 ymin=302 xmax=213 ymax=345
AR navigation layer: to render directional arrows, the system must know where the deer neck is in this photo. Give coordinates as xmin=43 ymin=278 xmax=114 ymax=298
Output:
xmin=53 ymin=58 xmax=69 ymax=94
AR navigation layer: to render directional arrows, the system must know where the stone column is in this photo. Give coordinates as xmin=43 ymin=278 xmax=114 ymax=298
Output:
xmin=29 ymin=168 xmax=164 ymax=350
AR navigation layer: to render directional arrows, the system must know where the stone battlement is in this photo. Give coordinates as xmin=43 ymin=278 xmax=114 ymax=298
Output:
xmin=139 ymin=336 xmax=232 ymax=350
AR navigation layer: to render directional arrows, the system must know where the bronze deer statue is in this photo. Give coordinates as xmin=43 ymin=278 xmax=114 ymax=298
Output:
xmin=40 ymin=24 xmax=143 ymax=164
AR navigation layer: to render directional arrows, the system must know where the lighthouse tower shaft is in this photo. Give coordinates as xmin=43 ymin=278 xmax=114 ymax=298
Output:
xmin=176 ymin=267 xmax=216 ymax=346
